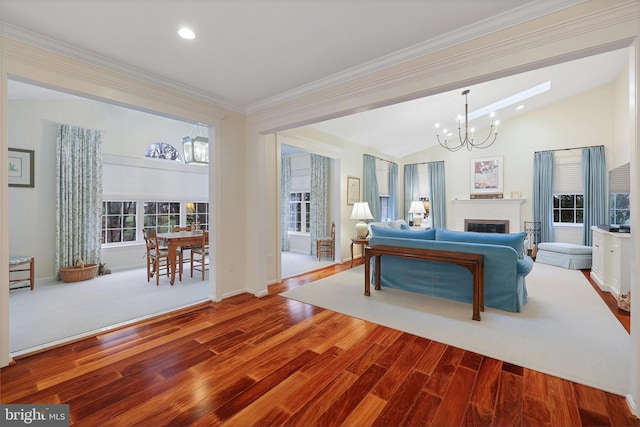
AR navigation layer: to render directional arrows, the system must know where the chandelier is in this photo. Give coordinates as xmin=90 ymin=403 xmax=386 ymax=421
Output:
xmin=435 ymin=89 xmax=499 ymax=152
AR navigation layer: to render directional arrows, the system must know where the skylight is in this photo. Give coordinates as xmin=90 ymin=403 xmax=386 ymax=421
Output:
xmin=465 ymin=81 xmax=551 ymax=122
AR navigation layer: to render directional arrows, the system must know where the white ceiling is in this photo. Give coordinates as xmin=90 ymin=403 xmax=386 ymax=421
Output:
xmin=2 ymin=0 xmax=628 ymax=158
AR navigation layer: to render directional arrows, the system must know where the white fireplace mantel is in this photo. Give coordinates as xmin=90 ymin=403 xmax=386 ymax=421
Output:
xmin=451 ymin=198 xmax=525 ymax=233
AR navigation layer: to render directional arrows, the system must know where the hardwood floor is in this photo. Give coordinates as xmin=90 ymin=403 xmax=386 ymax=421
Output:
xmin=2 ymin=260 xmax=638 ymax=427
xmin=580 ymin=269 xmax=631 ymax=333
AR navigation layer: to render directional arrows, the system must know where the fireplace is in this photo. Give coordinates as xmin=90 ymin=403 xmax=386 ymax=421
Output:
xmin=465 ymin=219 xmax=509 ymax=234
xmin=452 ymin=198 xmax=524 ymax=232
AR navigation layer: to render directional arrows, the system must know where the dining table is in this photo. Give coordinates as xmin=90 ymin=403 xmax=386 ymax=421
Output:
xmin=157 ymin=230 xmax=208 ymax=285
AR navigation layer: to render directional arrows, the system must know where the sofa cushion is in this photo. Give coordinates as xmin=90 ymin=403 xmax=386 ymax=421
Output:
xmin=367 ymin=220 xmax=408 ymax=236
xmin=370 ymin=225 xmax=435 ymax=240
xmin=435 ymin=228 xmax=526 ymax=258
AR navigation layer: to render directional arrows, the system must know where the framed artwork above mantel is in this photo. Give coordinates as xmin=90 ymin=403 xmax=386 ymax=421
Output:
xmin=8 ymin=148 xmax=35 ymax=188
xmin=470 ymin=156 xmax=503 ymax=196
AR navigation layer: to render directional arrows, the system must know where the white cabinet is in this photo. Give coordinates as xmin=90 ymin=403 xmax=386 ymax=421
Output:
xmin=591 ymin=229 xmax=605 ymax=282
xmin=590 ymin=227 xmax=631 ymax=297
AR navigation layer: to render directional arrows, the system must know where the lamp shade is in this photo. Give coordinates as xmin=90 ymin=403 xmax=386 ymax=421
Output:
xmin=408 ymin=200 xmax=426 ymax=227
xmin=350 ymin=202 xmax=374 ymax=220
xmin=408 ymin=201 xmax=426 ymax=215
xmin=350 ymin=202 xmax=373 ymax=238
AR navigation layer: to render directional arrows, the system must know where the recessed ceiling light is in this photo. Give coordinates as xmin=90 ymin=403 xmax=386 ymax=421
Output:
xmin=516 ymin=105 xmax=525 ymax=110
xmin=178 ymin=27 xmax=196 ymax=40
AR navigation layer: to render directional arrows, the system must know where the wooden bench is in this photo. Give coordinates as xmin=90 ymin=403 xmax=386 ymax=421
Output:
xmin=364 ymin=245 xmax=484 ymax=321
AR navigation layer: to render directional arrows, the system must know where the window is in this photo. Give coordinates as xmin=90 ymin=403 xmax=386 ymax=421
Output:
xmin=610 ymin=193 xmax=630 ymax=225
xmin=289 ymin=192 xmax=310 ymax=232
xmin=379 ymin=195 xmax=391 ymax=221
xmin=144 ymin=142 xmax=182 ymax=161
xmin=102 ymin=201 xmax=137 ymax=244
xmin=609 ymin=163 xmax=630 ymax=226
xmin=376 ymin=158 xmax=395 ymax=220
xmin=143 ymin=201 xmax=180 ymax=233
xmin=553 ymin=194 xmax=583 ymax=224
xmin=553 ymin=155 xmax=583 ymax=225
xmin=186 ymin=202 xmax=210 ymax=230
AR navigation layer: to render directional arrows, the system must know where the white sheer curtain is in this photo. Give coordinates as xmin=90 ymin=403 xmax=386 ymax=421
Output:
xmin=56 ymin=124 xmax=103 ymax=277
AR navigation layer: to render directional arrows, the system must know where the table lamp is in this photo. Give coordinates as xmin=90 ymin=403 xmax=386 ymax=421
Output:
xmin=408 ymin=201 xmax=426 ymax=227
xmin=350 ymin=202 xmax=373 ymax=238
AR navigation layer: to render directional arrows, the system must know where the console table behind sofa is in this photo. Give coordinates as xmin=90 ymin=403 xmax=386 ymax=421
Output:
xmin=364 ymin=245 xmax=484 ymax=321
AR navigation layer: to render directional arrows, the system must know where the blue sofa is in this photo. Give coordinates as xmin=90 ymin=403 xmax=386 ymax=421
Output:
xmin=368 ymin=226 xmax=534 ymax=313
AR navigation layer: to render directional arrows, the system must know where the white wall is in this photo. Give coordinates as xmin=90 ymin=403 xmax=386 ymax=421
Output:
xmin=613 ymin=57 xmax=632 ymax=170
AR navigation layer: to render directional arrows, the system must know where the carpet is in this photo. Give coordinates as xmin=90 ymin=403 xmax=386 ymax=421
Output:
xmin=281 ymin=262 xmax=631 ymax=396
xmin=9 ymin=268 xmax=211 ymax=354
xmin=281 ymin=251 xmax=334 ymax=278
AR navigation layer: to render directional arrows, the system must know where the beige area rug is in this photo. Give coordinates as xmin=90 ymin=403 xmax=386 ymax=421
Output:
xmin=281 ymin=262 xmax=631 ymax=396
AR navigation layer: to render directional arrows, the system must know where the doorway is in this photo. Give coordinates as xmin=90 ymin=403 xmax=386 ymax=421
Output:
xmin=7 ymin=79 xmax=212 ymax=354
xmin=280 ymin=143 xmax=339 ymax=278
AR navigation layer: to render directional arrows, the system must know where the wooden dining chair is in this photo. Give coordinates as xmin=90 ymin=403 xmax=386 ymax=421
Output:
xmin=316 ymin=221 xmax=335 ymax=261
xmin=190 ymin=230 xmax=209 ymax=280
xmin=144 ymin=230 xmax=182 ymax=285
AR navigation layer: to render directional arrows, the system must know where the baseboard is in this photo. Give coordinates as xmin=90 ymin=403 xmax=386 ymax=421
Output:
xmin=220 ymin=287 xmax=268 ymax=299
xmin=627 ymin=393 xmax=638 ymax=418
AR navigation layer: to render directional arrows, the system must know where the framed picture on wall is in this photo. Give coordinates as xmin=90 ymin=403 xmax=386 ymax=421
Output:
xmin=470 ymin=156 xmax=503 ymax=195
xmin=347 ymin=176 xmax=360 ymax=205
xmin=8 ymin=148 xmax=35 ymax=188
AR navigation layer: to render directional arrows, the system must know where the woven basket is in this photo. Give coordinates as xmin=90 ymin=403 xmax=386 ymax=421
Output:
xmin=60 ymin=259 xmax=98 ymax=283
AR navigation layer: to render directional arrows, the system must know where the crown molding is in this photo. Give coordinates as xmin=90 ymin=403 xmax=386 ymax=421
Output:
xmin=248 ymin=0 xmax=639 ymax=132
xmin=0 ymin=21 xmax=243 ymax=113
xmin=244 ymin=0 xmax=587 ymax=114
xmin=1 ymin=35 xmax=230 ymax=123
